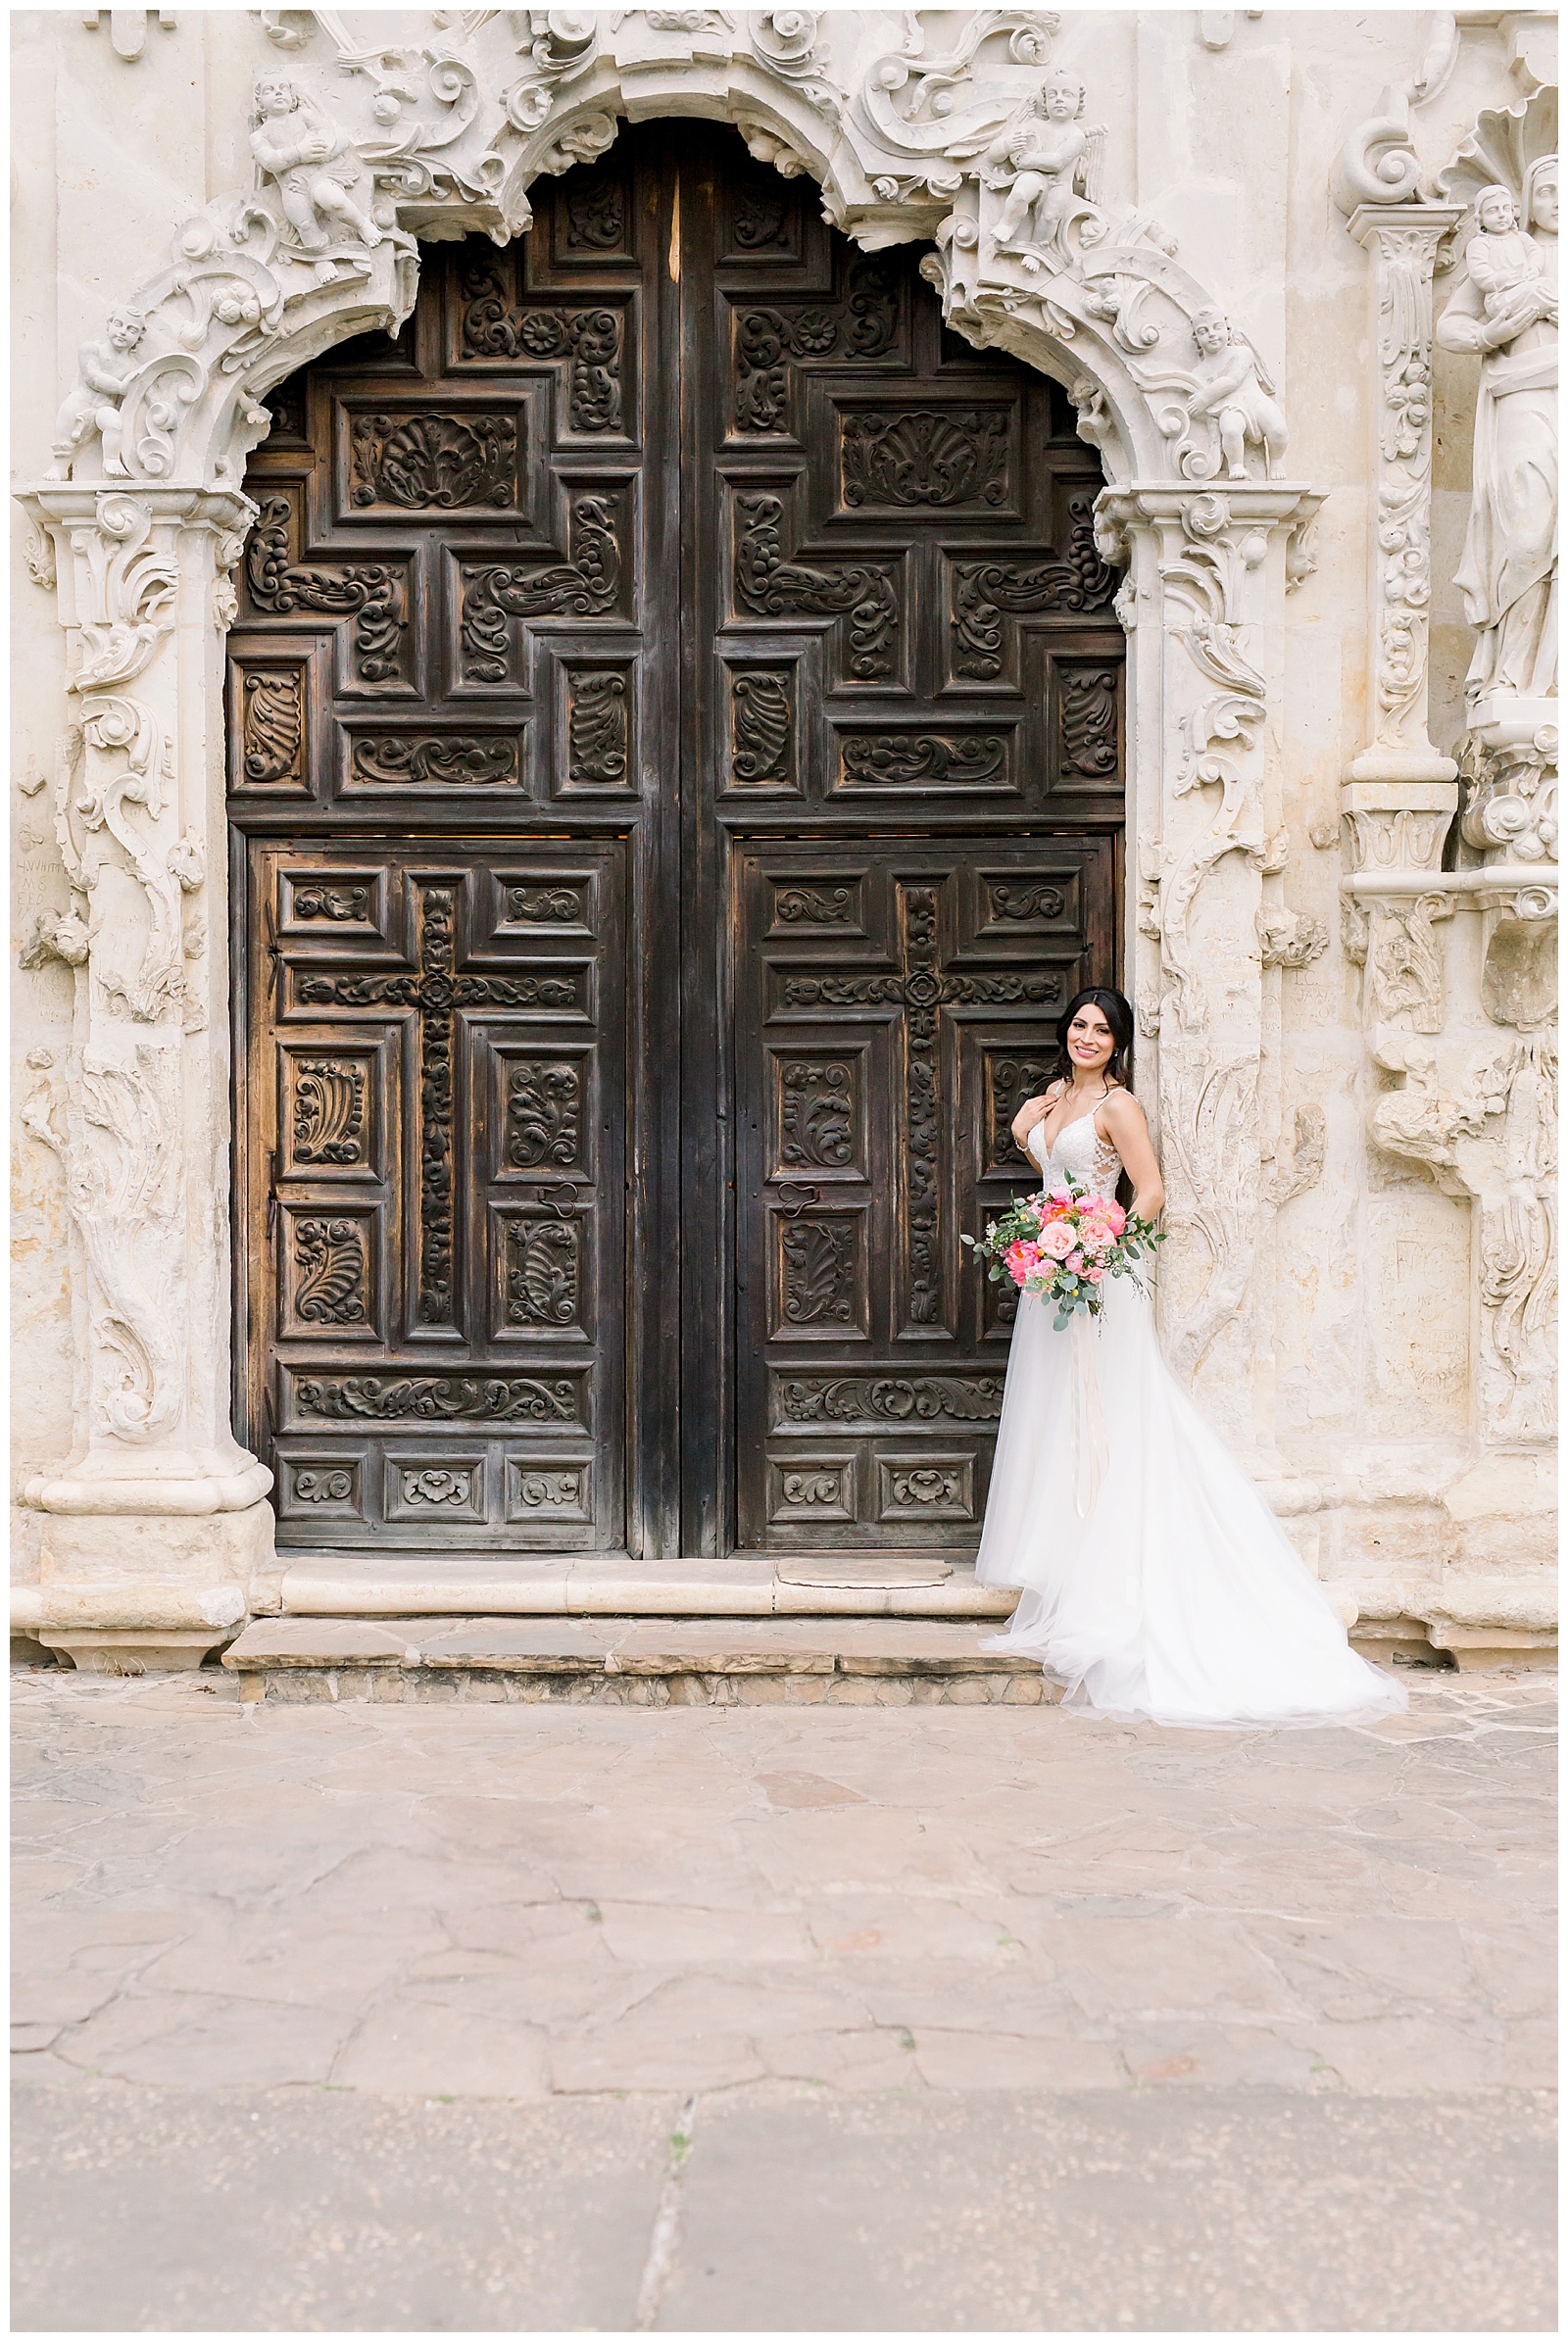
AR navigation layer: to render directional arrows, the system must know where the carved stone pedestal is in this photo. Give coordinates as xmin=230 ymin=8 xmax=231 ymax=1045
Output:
xmin=13 ymin=1504 xmax=272 ymax=1671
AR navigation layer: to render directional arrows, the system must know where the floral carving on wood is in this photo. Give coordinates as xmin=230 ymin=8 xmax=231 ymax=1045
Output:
xmin=348 ymin=411 xmax=517 ymax=510
xmin=461 ymin=493 xmax=620 ymax=682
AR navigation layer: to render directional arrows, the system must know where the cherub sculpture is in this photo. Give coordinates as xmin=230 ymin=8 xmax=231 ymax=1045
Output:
xmin=1186 ymin=307 xmax=1290 ymax=480
xmin=981 ymin=69 xmax=1105 ymax=270
xmin=1462 ymin=182 xmax=1557 ymax=341
xmin=49 ymin=306 xmax=146 ymax=478
xmin=250 ymin=72 xmax=382 ymax=257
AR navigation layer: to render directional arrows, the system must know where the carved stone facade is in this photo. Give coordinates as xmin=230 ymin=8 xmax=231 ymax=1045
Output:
xmin=10 ymin=8 xmax=1557 ymax=1665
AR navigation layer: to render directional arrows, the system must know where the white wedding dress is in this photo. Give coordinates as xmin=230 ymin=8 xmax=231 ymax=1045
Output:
xmin=975 ymin=1111 xmax=1406 ymax=1727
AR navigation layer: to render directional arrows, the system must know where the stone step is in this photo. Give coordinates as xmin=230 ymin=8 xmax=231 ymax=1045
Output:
xmin=274 ymin=1551 xmax=1016 ymax=1622
xmin=221 ymin=1615 xmax=1054 ymax=1706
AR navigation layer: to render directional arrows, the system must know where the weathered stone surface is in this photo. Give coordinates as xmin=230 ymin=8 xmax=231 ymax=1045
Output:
xmin=8 ymin=9 xmax=1555 ymax=1656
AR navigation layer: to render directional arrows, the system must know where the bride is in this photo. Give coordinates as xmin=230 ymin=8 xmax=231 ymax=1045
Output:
xmin=975 ymin=986 xmax=1405 ymax=1727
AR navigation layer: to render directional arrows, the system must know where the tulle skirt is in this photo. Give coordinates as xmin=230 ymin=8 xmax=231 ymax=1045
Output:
xmin=975 ymin=1276 xmax=1407 ymax=1728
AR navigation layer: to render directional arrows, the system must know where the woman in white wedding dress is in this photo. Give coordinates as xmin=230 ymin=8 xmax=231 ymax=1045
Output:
xmin=975 ymin=987 xmax=1405 ymax=1727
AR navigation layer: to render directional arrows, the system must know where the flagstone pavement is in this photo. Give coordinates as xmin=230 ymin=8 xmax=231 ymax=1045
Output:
xmin=12 ymin=1663 xmax=1557 ymax=2332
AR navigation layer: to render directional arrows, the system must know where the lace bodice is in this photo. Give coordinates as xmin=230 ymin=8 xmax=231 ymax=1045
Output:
xmin=1027 ymin=1110 xmax=1123 ymax=1196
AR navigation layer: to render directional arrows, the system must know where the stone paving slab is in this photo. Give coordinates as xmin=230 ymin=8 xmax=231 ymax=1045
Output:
xmin=10 ymin=1665 xmax=1557 ymax=2331
xmin=10 ymin=2079 xmax=1555 ymax=2333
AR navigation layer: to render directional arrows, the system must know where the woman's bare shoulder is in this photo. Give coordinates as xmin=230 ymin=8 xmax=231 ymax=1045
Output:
xmin=1099 ymin=1085 xmax=1149 ymax=1126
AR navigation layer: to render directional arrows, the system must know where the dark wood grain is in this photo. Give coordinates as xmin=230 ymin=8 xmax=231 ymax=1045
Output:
xmin=229 ymin=123 xmax=1126 ymax=1559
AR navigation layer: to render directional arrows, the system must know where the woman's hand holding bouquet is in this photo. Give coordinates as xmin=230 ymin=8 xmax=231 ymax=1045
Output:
xmin=961 ymin=1176 xmax=1166 ymax=1333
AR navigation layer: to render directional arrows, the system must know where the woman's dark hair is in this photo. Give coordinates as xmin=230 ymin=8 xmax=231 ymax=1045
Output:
xmin=1052 ymin=986 xmax=1135 ymax=1093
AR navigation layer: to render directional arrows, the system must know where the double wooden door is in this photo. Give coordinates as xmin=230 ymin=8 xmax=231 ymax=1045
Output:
xmin=228 ymin=122 xmax=1124 ymax=1560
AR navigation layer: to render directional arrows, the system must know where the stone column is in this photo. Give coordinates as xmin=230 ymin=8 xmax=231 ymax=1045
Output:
xmin=1097 ymin=481 xmax=1324 ymax=1461
xmin=14 ymin=484 xmax=276 ymax=1670
xmin=1338 ymin=202 xmax=1556 ymax=1618
xmin=1342 ymin=203 xmax=1466 ymax=930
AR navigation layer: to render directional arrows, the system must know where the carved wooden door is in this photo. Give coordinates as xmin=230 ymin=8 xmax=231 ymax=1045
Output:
xmin=229 ymin=122 xmax=1124 ymax=1560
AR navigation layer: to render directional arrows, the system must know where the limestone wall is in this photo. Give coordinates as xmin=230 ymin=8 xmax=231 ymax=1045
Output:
xmin=9 ymin=9 xmax=1556 ymax=1660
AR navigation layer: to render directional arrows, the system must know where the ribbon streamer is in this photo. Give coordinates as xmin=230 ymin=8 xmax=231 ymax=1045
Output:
xmin=1069 ymin=1307 xmax=1110 ymax=1520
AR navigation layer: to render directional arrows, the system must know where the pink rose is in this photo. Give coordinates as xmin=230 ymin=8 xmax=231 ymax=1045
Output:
xmin=1038 ymin=1222 xmax=1075 ymax=1260
xmin=1004 ymin=1240 xmax=1041 ymax=1287
xmin=1103 ymin=1201 xmax=1127 ymax=1235
xmin=1066 ymin=1250 xmax=1086 ymax=1275
xmin=1087 ymin=1265 xmax=1104 ymax=1284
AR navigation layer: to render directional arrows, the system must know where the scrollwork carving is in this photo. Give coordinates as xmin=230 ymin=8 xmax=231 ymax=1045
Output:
xmin=839 ymin=733 xmax=1004 ymax=788
xmin=461 ymin=492 xmax=620 ymax=682
xmin=507 ymin=1217 xmax=580 ymax=1328
xmin=951 ymin=494 xmax=1117 ymax=678
xmin=294 ymin=1372 xmax=583 ymax=1424
xmin=292 ymin=1058 xmax=367 ymax=1166
xmin=779 ymin=1217 xmax=858 ymax=1327
xmin=293 ymin=1216 xmax=368 ymax=1326
xmin=731 ymin=671 xmax=793 ymax=786
xmin=733 ymin=262 xmax=899 ymax=433
xmin=350 ymin=734 xmax=517 ymax=787
xmin=567 ymin=672 xmax=628 ymax=785
xmin=774 ymin=1373 xmax=1004 ymax=1426
xmin=460 ymin=268 xmax=623 ymax=433
xmin=241 ymin=670 xmax=305 ymax=787
xmin=506 ymin=1061 xmax=582 ymax=1170
xmin=780 ymin=1061 xmax=855 ymax=1169
xmin=733 ymin=492 xmax=899 ymax=680
xmin=246 ymin=494 xmax=406 ymax=683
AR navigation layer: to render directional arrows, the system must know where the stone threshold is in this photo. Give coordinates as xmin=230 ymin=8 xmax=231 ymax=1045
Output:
xmin=222 ymin=1615 xmax=1054 ymax=1706
xmin=272 ymin=1551 xmax=1017 ymax=1622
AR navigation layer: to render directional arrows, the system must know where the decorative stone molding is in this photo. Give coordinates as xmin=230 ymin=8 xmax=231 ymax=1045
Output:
xmin=1372 ymin=1025 xmax=1557 ymax=1445
xmin=1345 ymin=203 xmax=1466 ymax=788
xmin=1097 ymin=481 xmax=1323 ymax=1422
xmin=82 ymin=10 xmax=177 ymax=65
xmin=1330 ymin=15 xmax=1460 ymax=213
xmin=1341 ymin=75 xmax=1559 ymax=1473
xmin=15 ymin=485 xmax=274 ymax=1663
xmin=14 ymin=10 xmax=1330 ymax=1656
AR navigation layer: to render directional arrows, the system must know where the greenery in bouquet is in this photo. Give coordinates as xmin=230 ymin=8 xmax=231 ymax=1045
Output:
xmin=961 ymin=1174 xmax=1167 ymax=1332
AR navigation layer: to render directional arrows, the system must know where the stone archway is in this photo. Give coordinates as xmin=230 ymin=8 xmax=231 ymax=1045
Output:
xmin=16 ymin=11 xmax=1323 ymax=1660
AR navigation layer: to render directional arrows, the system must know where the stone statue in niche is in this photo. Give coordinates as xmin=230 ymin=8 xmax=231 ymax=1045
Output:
xmin=1186 ymin=307 xmax=1290 ymax=479
xmin=49 ymin=306 xmax=146 ymax=478
xmin=250 ymin=72 xmax=383 ymax=257
xmin=1436 ymin=158 xmax=1558 ymax=708
xmin=981 ymin=68 xmax=1104 ymax=270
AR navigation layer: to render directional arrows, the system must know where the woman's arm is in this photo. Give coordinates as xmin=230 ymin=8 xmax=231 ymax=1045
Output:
xmin=1099 ymin=1090 xmax=1164 ymax=1219
xmin=1010 ymin=1081 xmax=1063 ymax=1149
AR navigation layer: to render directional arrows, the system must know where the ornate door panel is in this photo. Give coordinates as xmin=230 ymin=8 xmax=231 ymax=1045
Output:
xmin=733 ymin=839 xmax=1114 ymax=1549
xmin=678 ymin=133 xmax=1125 ymax=1551
xmin=230 ymin=122 xmax=1125 ymax=1559
xmin=245 ymin=841 xmax=624 ymax=1548
xmin=230 ymin=139 xmax=672 ymax=1554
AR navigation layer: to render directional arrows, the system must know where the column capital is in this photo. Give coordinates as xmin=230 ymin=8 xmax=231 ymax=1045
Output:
xmin=1346 ymin=201 xmax=1466 ymax=254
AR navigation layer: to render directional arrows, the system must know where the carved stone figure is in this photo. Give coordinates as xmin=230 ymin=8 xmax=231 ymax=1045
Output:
xmin=49 ymin=307 xmax=146 ymax=478
xmin=981 ymin=70 xmax=1104 ymax=269
xmin=250 ymin=72 xmax=382 ymax=257
xmin=1437 ymin=158 xmax=1558 ymax=707
xmin=1186 ymin=308 xmax=1290 ymax=481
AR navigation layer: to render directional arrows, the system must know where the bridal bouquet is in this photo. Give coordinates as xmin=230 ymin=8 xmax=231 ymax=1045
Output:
xmin=962 ymin=1176 xmax=1166 ymax=1332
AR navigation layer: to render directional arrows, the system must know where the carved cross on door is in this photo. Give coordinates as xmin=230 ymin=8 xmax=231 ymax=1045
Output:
xmin=295 ymin=880 xmax=581 ymax=1325
xmin=775 ymin=876 xmax=1059 ymax=1330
